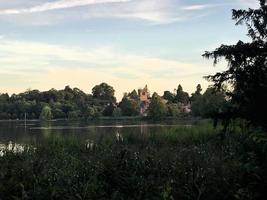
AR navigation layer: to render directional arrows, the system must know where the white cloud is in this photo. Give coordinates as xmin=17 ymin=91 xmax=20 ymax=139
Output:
xmin=0 ymin=38 xmax=204 ymax=74
xmin=182 ymin=4 xmax=214 ymax=11
xmin=0 ymin=0 xmax=222 ymax=25
xmin=80 ymin=0 xmax=187 ymax=24
xmin=0 ymin=0 xmax=132 ymax=14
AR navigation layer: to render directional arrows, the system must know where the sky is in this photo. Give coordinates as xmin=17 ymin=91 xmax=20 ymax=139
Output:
xmin=0 ymin=0 xmax=259 ymax=100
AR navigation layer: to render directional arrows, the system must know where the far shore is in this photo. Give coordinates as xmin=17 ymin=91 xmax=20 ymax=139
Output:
xmin=0 ymin=116 xmax=202 ymax=123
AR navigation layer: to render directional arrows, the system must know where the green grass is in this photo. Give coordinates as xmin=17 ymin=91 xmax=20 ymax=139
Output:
xmin=0 ymin=122 xmax=266 ymax=200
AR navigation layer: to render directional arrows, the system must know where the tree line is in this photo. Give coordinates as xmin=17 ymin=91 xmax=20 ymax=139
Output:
xmin=0 ymin=83 xmax=227 ymax=120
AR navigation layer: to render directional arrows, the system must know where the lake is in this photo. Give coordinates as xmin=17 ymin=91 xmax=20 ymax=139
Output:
xmin=0 ymin=119 xmax=194 ymax=145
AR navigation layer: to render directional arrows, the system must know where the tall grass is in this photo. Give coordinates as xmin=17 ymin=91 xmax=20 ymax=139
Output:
xmin=0 ymin=122 xmax=266 ymax=200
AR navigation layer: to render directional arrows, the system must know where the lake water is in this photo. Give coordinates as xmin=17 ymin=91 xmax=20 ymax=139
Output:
xmin=0 ymin=120 xmax=193 ymax=145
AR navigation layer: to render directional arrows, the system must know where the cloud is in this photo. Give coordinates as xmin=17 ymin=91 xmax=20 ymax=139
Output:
xmin=80 ymin=0 xmax=189 ymax=24
xmin=0 ymin=39 xmax=217 ymax=79
xmin=182 ymin=4 xmax=214 ymax=11
xmin=0 ymin=38 xmax=218 ymax=98
xmin=0 ymin=38 xmax=204 ymax=75
xmin=0 ymin=0 xmax=223 ymax=25
xmin=0 ymin=0 xmax=132 ymax=15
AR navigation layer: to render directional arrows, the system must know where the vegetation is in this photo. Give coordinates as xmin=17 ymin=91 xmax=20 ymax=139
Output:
xmin=0 ymin=122 xmax=266 ymax=200
xmin=175 ymin=84 xmax=190 ymax=105
xmin=191 ymin=87 xmax=227 ymax=119
xmin=119 ymin=97 xmax=140 ymax=117
xmin=1 ymin=1 xmax=267 ymax=199
xmin=203 ymin=0 xmax=267 ymax=130
xmin=0 ymin=82 xmax=215 ymax=120
xmin=39 ymin=105 xmax=52 ymax=121
xmin=148 ymin=93 xmax=167 ymax=120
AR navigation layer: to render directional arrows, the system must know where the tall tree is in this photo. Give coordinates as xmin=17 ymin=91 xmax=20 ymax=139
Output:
xmin=92 ymin=83 xmax=116 ymax=103
xmin=148 ymin=93 xmax=167 ymax=120
xmin=128 ymin=90 xmax=139 ymax=100
xmin=191 ymin=87 xmax=227 ymax=118
xmin=191 ymin=84 xmax=202 ymax=102
xmin=203 ymin=0 xmax=267 ymax=128
xmin=175 ymin=84 xmax=189 ymax=105
xmin=119 ymin=97 xmax=139 ymax=116
xmin=163 ymin=91 xmax=175 ymax=103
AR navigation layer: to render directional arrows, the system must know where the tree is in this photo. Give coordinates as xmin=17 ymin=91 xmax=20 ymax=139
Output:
xmin=128 ymin=90 xmax=139 ymax=100
xmin=0 ymin=85 xmax=108 ymax=120
xmin=203 ymin=0 xmax=267 ymax=129
xmin=163 ymin=91 xmax=174 ymax=103
xmin=112 ymin=107 xmax=122 ymax=117
xmin=191 ymin=87 xmax=227 ymax=118
xmin=191 ymin=84 xmax=202 ymax=102
xmin=175 ymin=84 xmax=189 ymax=105
xmin=102 ymin=103 xmax=116 ymax=116
xmin=119 ymin=97 xmax=140 ymax=116
xmin=166 ymin=104 xmax=180 ymax=117
xmin=0 ymin=93 xmax=9 ymax=103
xmin=84 ymin=106 xmax=101 ymax=119
xmin=40 ymin=106 xmax=52 ymax=121
xmin=68 ymin=110 xmax=81 ymax=120
xmin=92 ymin=83 xmax=116 ymax=103
xmin=195 ymin=84 xmax=202 ymax=95
xmin=148 ymin=93 xmax=167 ymax=120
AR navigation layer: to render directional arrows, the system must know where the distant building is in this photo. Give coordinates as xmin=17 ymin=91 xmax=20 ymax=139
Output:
xmin=138 ymin=85 xmax=150 ymax=115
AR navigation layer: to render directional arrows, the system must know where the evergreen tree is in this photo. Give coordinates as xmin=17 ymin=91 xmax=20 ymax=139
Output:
xmin=191 ymin=84 xmax=202 ymax=102
xmin=175 ymin=84 xmax=189 ymax=105
xmin=203 ymin=0 xmax=267 ymax=128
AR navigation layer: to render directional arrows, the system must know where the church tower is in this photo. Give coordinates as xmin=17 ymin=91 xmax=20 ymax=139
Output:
xmin=138 ymin=85 xmax=150 ymax=115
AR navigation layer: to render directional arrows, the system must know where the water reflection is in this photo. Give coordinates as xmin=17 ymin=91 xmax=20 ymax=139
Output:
xmin=0 ymin=120 xmax=193 ymax=145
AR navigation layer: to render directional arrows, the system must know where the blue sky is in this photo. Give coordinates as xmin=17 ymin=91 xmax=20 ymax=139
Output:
xmin=0 ymin=0 xmax=258 ymax=99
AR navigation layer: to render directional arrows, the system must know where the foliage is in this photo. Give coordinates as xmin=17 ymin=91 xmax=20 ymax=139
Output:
xmin=102 ymin=103 xmax=116 ymax=117
xmin=0 ymin=83 xmax=218 ymax=120
xmin=86 ymin=106 xmax=97 ymax=117
xmin=175 ymin=84 xmax=189 ymax=105
xmin=148 ymin=93 xmax=167 ymax=120
xmin=0 ymin=84 xmax=116 ymax=120
xmin=112 ymin=107 xmax=122 ymax=117
xmin=166 ymin=103 xmax=181 ymax=117
xmin=191 ymin=84 xmax=202 ymax=102
xmin=0 ymin=123 xmax=266 ymax=200
xmin=39 ymin=106 xmax=52 ymax=121
xmin=163 ymin=91 xmax=175 ymax=103
xmin=203 ymin=0 xmax=267 ymax=129
xmin=191 ymin=87 xmax=227 ymax=118
xmin=126 ymin=90 xmax=139 ymax=100
xmin=68 ymin=110 xmax=81 ymax=120
xmin=119 ymin=97 xmax=140 ymax=116
xmin=92 ymin=83 xmax=116 ymax=103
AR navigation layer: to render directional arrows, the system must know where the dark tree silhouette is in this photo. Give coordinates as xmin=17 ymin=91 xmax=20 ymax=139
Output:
xmin=163 ymin=91 xmax=175 ymax=103
xmin=175 ymin=84 xmax=189 ymax=105
xmin=203 ymin=0 xmax=267 ymax=129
